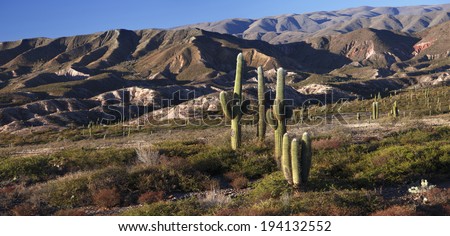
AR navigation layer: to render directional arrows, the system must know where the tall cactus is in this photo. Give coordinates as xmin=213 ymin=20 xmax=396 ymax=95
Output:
xmin=372 ymin=101 xmax=379 ymax=120
xmin=281 ymin=132 xmax=312 ymax=189
xmin=266 ymin=68 xmax=291 ymax=163
xmin=257 ymin=66 xmax=266 ymax=141
xmin=300 ymin=132 xmax=312 ymax=184
xmin=392 ymin=101 xmax=399 ymax=118
xmin=219 ymin=53 xmax=245 ymax=150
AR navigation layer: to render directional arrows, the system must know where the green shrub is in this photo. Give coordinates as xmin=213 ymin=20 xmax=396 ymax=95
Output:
xmin=155 ymin=140 xmax=206 ymax=157
xmin=0 ymin=156 xmax=61 ymax=183
xmin=249 ymin=172 xmax=291 ymax=200
xmin=289 ymin=189 xmax=383 ymax=216
xmin=188 ymin=147 xmax=236 ymax=175
xmin=53 ymin=148 xmax=136 ymax=172
xmin=35 ymin=174 xmax=91 ymax=209
xmin=122 ymin=198 xmax=208 ymax=216
xmin=236 ymin=155 xmax=277 ymax=179
xmin=129 ymin=166 xmax=207 ymax=194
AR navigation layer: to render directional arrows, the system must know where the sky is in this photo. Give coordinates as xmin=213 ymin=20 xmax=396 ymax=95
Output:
xmin=1 ymin=0 xmax=449 ymax=42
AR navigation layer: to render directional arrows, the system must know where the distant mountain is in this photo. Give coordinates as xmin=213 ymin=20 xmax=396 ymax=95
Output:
xmin=1 ymin=4 xmax=450 ymax=132
xmin=413 ymin=21 xmax=450 ymax=60
xmin=179 ymin=4 xmax=450 ymax=44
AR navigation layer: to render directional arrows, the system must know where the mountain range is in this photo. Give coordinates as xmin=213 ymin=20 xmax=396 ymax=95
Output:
xmin=179 ymin=4 xmax=450 ymax=44
xmin=0 ymin=4 xmax=449 ymax=132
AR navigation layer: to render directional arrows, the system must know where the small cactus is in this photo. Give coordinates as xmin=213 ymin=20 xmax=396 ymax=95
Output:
xmin=281 ymin=132 xmax=312 ymax=189
xmin=219 ymin=53 xmax=247 ymax=150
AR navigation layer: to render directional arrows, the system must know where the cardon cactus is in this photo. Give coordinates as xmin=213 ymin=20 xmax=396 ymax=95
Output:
xmin=392 ymin=101 xmax=399 ymax=118
xmin=372 ymin=101 xmax=379 ymax=120
xmin=219 ymin=53 xmax=248 ymax=150
xmin=281 ymin=132 xmax=312 ymax=189
xmin=266 ymin=68 xmax=292 ymax=163
xmin=257 ymin=66 xmax=266 ymax=141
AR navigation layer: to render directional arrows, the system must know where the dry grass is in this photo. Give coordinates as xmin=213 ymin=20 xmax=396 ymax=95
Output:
xmin=312 ymin=137 xmax=343 ymax=150
xmin=371 ymin=205 xmax=416 ymax=216
xmin=135 ymin=144 xmax=162 ymax=165
xmin=198 ymin=190 xmax=231 ymax=208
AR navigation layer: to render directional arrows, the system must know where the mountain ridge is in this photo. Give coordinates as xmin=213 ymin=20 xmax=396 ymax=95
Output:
xmin=178 ymin=3 xmax=450 ymax=44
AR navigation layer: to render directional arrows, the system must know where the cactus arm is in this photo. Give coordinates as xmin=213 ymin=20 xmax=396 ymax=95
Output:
xmin=301 ymin=132 xmax=312 ymax=184
xmin=234 ymin=53 xmax=243 ymax=97
xmin=282 ymin=133 xmax=292 ymax=184
xmin=266 ymin=108 xmax=277 ymax=129
xmin=291 ymin=138 xmax=300 ymax=189
xmin=219 ymin=91 xmax=233 ymax=119
xmin=276 ymin=68 xmax=285 ymax=100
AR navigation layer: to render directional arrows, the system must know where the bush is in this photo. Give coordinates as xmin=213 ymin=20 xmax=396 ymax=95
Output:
xmin=239 ymin=199 xmax=285 ymax=216
xmin=130 ymin=166 xmax=206 ymax=193
xmin=155 ymin=140 xmax=206 ymax=157
xmin=92 ymin=188 xmax=121 ymax=208
xmin=11 ymin=203 xmax=38 ymax=216
xmin=249 ymin=172 xmax=291 ymax=200
xmin=88 ymin=166 xmax=129 ymax=192
xmin=33 ymin=173 xmax=91 ymax=209
xmin=122 ymin=198 xmax=208 ymax=216
xmin=188 ymin=147 xmax=236 ymax=176
xmin=224 ymin=172 xmax=248 ymax=189
xmin=53 ymin=148 xmax=136 ymax=172
xmin=53 ymin=208 xmax=86 ymax=216
xmin=0 ymin=156 xmax=60 ymax=183
xmin=371 ymin=205 xmax=415 ymax=216
xmin=138 ymin=191 xmax=165 ymax=204
xmin=0 ymin=148 xmax=136 ymax=185
xmin=135 ymin=145 xmax=162 ymax=165
xmin=313 ymin=137 xmax=343 ymax=150
xmin=289 ymin=189 xmax=383 ymax=216
xmin=236 ymin=155 xmax=277 ymax=179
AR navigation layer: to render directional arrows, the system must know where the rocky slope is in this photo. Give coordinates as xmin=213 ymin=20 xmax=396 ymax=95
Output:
xmin=0 ymin=5 xmax=450 ymax=131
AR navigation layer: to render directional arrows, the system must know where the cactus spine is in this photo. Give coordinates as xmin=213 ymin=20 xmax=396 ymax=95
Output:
xmin=219 ymin=53 xmax=244 ymax=150
xmin=257 ymin=66 xmax=266 ymax=141
xmin=266 ymin=68 xmax=289 ymax=162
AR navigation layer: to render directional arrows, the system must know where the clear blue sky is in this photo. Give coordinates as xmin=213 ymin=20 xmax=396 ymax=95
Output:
xmin=1 ymin=0 xmax=449 ymax=42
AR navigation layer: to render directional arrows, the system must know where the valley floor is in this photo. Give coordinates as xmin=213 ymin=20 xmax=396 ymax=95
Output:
xmin=0 ymin=112 xmax=449 ymax=216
